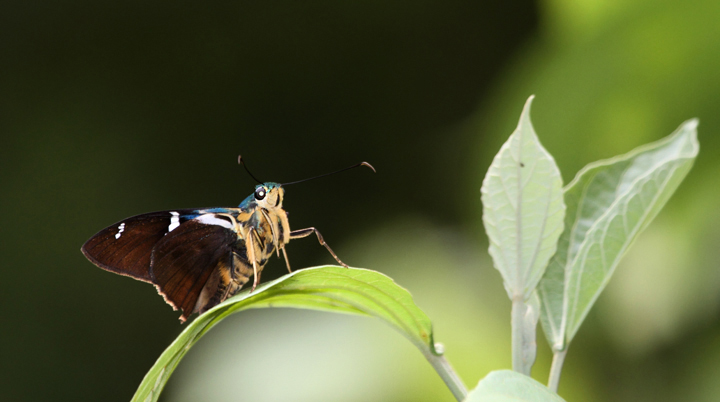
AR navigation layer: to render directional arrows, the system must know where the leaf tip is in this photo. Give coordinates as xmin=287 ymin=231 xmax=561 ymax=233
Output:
xmin=681 ymin=117 xmax=699 ymax=135
xmin=679 ymin=118 xmax=700 ymax=154
xmin=523 ymin=94 xmax=535 ymax=113
xmin=518 ymin=95 xmax=536 ymax=129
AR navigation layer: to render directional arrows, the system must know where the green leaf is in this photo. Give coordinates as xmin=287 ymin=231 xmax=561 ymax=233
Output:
xmin=132 ymin=266 xmax=438 ymax=402
xmin=537 ymin=119 xmax=700 ymax=351
xmin=464 ymin=370 xmax=566 ymax=402
xmin=481 ymin=95 xmax=566 ymax=301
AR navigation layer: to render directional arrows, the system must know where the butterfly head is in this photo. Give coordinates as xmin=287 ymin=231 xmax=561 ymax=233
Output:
xmin=248 ymin=182 xmax=284 ymax=209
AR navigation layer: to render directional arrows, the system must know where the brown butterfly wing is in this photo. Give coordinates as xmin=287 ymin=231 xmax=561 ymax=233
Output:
xmin=81 ymin=211 xmax=195 ymax=282
xmin=150 ymin=216 xmax=238 ymax=322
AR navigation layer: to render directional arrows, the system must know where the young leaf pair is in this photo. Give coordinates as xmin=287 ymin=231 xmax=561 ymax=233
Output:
xmin=82 ymin=158 xmax=375 ymax=322
xmin=481 ymin=95 xmax=699 ymax=388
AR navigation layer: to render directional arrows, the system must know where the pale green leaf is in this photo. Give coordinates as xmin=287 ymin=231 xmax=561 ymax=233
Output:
xmin=538 ymin=119 xmax=699 ymax=350
xmin=132 ymin=266 xmax=437 ymax=402
xmin=481 ymin=95 xmax=566 ymax=301
xmin=464 ymin=370 xmax=566 ymax=402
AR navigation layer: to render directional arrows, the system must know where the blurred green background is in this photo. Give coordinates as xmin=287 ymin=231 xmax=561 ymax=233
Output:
xmin=3 ymin=0 xmax=720 ymax=401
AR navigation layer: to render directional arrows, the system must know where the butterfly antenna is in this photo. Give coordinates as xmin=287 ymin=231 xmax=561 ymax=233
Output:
xmin=238 ymin=155 xmax=264 ymax=184
xmin=282 ymin=162 xmax=376 ymax=186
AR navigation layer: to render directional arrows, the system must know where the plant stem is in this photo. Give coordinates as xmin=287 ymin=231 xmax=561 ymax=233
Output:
xmin=511 ymin=297 xmax=530 ymax=375
xmin=548 ymin=348 xmax=567 ymax=392
xmin=424 ymin=349 xmax=468 ymax=401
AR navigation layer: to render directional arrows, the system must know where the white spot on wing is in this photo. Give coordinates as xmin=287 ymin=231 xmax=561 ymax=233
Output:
xmin=168 ymin=211 xmax=180 ymax=232
xmin=115 ymin=223 xmax=126 ymax=239
xmin=195 ymin=214 xmax=233 ymax=229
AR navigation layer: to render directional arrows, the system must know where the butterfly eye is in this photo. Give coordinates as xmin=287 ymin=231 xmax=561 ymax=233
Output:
xmin=255 ymin=188 xmax=266 ymax=200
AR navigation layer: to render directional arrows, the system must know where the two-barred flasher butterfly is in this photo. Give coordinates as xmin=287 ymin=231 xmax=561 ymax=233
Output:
xmin=81 ymin=157 xmax=375 ymax=322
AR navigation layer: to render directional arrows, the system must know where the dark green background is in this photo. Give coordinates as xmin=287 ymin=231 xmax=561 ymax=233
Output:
xmin=1 ymin=1 xmax=535 ymax=400
xmin=4 ymin=1 xmax=720 ymax=401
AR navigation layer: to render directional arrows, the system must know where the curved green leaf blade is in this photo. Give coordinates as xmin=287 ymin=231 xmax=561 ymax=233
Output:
xmin=464 ymin=370 xmax=566 ymax=402
xmin=481 ymin=95 xmax=566 ymax=301
xmin=132 ymin=266 xmax=439 ymax=402
xmin=537 ymin=119 xmax=700 ymax=350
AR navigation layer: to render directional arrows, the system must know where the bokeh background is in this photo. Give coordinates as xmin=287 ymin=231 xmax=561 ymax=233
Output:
xmin=3 ymin=0 xmax=720 ymax=401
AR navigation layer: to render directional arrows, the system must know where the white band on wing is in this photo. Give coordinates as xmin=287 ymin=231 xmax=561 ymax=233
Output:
xmin=195 ymin=214 xmax=234 ymax=229
xmin=115 ymin=222 xmax=126 ymax=239
xmin=168 ymin=211 xmax=181 ymax=232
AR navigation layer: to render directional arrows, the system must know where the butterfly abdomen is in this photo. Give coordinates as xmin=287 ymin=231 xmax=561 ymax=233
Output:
xmin=193 ymin=219 xmax=277 ymax=316
xmin=194 ymin=250 xmax=258 ymax=315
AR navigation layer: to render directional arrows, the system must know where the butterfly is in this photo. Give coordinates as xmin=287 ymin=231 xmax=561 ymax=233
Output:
xmin=81 ymin=158 xmax=374 ymax=322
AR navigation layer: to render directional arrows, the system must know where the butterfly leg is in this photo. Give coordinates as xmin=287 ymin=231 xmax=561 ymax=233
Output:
xmin=281 ymin=246 xmax=292 ymax=273
xmin=246 ymin=227 xmax=261 ymax=292
xmin=221 ymin=281 xmax=240 ymax=301
xmin=290 ymin=227 xmax=348 ymax=268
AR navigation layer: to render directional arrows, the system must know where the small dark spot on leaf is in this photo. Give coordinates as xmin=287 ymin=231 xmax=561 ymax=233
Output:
xmin=520 ymin=162 xmax=525 ymax=167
